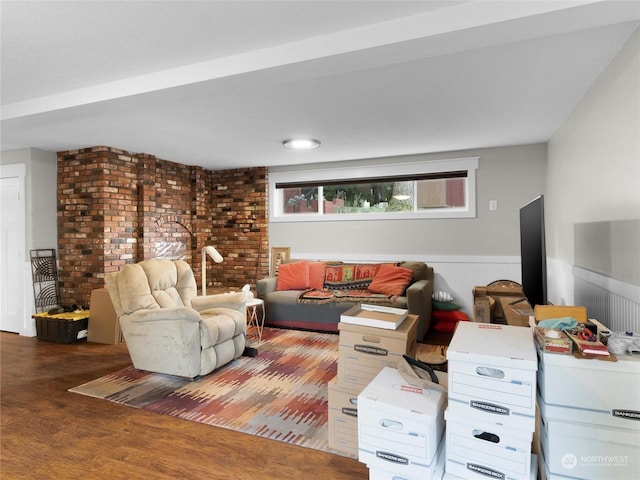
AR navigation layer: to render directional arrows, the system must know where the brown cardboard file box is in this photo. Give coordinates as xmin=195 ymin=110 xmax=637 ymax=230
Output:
xmin=88 ymin=288 xmax=123 ymax=344
xmin=327 ymin=378 xmax=361 ymax=457
xmin=338 ymin=314 xmax=418 ymax=389
xmin=473 ymin=284 xmax=523 ymax=323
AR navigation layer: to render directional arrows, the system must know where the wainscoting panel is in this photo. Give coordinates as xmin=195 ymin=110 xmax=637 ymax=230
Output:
xmin=297 ymin=253 xmax=521 ymax=316
xmin=573 ymin=267 xmax=640 ymax=333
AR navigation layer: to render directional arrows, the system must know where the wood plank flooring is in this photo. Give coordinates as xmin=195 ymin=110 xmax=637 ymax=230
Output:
xmin=0 ymin=332 xmax=368 ymax=479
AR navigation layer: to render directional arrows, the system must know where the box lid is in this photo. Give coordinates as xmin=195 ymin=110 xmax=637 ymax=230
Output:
xmin=339 ymin=312 xmax=417 ymax=339
xmin=447 ymin=322 xmax=537 ymax=370
xmin=358 ymin=367 xmax=445 ymax=424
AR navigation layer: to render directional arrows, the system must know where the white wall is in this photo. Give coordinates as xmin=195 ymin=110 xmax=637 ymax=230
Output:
xmin=546 ymin=27 xmax=639 ymax=329
xmin=270 ymin=143 xmax=546 ymax=257
xmin=0 ymin=147 xmax=58 ymax=259
xmin=269 ymin=143 xmax=546 ymax=313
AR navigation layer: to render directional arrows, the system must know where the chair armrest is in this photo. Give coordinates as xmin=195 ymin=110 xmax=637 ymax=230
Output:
xmin=122 ymin=307 xmax=201 ymax=324
xmin=191 ymin=291 xmax=247 ymax=312
xmin=406 ymin=278 xmax=434 ymax=341
xmin=256 ymin=277 xmax=277 ymax=298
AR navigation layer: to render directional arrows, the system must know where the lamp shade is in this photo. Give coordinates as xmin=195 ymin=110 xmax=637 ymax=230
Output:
xmin=203 ymin=245 xmax=223 ymax=263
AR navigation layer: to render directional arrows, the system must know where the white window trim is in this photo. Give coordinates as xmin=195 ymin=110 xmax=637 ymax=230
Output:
xmin=269 ymin=157 xmax=478 ymax=222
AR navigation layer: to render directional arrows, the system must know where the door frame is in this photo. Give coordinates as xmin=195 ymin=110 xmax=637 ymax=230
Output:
xmin=0 ymin=163 xmax=31 ymax=335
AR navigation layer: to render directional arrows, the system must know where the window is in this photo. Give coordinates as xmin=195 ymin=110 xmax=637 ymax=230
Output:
xmin=270 ymin=157 xmax=478 ymax=222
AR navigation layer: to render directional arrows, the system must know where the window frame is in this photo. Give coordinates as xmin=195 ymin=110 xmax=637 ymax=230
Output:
xmin=269 ymin=157 xmax=478 ymax=222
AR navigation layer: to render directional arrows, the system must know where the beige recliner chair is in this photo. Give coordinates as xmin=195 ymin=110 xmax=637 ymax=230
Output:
xmin=106 ymin=259 xmax=247 ymax=378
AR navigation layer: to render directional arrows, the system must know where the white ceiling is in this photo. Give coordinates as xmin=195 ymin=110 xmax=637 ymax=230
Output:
xmin=1 ymin=0 xmax=638 ymax=170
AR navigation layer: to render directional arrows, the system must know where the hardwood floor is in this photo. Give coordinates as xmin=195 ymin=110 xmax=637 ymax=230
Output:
xmin=0 ymin=332 xmax=368 ymax=480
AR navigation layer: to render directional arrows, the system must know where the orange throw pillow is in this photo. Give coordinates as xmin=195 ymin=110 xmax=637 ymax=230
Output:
xmin=277 ymin=261 xmax=310 ymax=291
xmin=368 ymin=264 xmax=413 ymax=296
xmin=308 ymin=261 xmax=326 ymax=290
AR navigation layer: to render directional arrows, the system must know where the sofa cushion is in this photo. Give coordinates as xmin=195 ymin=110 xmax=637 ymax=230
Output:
xmin=432 ymin=309 xmax=470 ymax=322
xmin=368 ymin=264 xmax=414 ymax=296
xmin=277 ymin=261 xmax=310 ymax=290
xmin=308 ymin=261 xmax=326 ymax=290
xmin=398 ymin=261 xmax=429 ymax=281
xmin=432 ymin=300 xmax=461 ymax=311
xmin=433 ymin=319 xmax=459 ymax=332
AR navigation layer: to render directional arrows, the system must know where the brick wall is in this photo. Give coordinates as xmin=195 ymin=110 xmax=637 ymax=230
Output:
xmin=57 ymin=146 xmax=268 ymax=307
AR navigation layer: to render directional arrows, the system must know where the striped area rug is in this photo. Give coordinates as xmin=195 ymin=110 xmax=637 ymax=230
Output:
xmin=70 ymin=327 xmax=340 ymax=454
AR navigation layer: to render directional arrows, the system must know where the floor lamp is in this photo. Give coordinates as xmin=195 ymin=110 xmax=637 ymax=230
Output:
xmin=201 ymin=245 xmax=223 ymax=296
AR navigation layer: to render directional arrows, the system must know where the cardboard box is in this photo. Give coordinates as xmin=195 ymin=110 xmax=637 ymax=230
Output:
xmin=472 ymin=294 xmax=494 ymax=323
xmin=358 ymin=367 xmax=445 ymax=478
xmin=368 ymin=439 xmax=445 ymax=480
xmin=534 ymin=327 xmax=573 ymax=355
xmin=338 ymin=314 xmax=417 ymax=388
xmin=534 ymin=305 xmax=587 ymax=323
xmin=340 ymin=304 xmax=408 ymax=330
xmin=327 ymin=378 xmax=361 ymax=457
xmin=443 ymin=454 xmax=538 ymax=480
xmin=536 ymin=336 xmax=640 ymax=427
xmin=473 ymin=283 xmax=524 ymax=323
xmin=445 ymin=408 xmax=533 ymax=480
xmin=538 ymin=406 xmax=640 ymax=479
xmin=446 ymin=322 xmax=538 ymax=429
xmin=88 ymin=288 xmax=122 ymax=344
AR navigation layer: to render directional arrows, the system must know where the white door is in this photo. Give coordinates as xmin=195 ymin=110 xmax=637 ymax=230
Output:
xmin=0 ymin=166 xmax=26 ymax=333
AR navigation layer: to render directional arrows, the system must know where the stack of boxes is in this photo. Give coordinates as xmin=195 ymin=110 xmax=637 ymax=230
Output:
xmin=358 ymin=366 xmax=446 ymax=480
xmin=328 ymin=308 xmax=419 ymax=457
xmin=535 ymin=321 xmax=640 ymax=479
xmin=444 ymin=322 xmax=538 ymax=480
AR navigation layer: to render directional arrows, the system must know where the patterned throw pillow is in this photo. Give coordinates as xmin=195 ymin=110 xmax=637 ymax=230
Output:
xmin=323 ymin=263 xmax=390 ymax=290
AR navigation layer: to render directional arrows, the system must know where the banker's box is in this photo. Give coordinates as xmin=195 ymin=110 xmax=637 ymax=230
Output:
xmin=538 ymin=397 xmax=640 ymax=480
xmin=368 ymin=440 xmax=445 ymax=480
xmin=327 ymin=378 xmax=360 ymax=457
xmin=443 ymin=453 xmax=538 ymax=480
xmin=338 ymin=314 xmax=417 ymax=388
xmin=447 ymin=322 xmax=538 ymax=430
xmin=358 ymin=367 xmax=445 ymax=478
xmin=445 ymin=408 xmax=533 ymax=480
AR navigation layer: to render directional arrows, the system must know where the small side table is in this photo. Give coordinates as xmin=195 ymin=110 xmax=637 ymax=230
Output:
xmin=246 ymin=297 xmax=265 ymax=342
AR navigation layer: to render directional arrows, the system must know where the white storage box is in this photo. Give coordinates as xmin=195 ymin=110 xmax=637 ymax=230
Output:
xmin=536 ymin=342 xmax=640 ymax=428
xmin=338 ymin=315 xmax=417 ymax=388
xmin=445 ymin=408 xmax=533 ymax=480
xmin=447 ymin=322 xmax=537 ymax=429
xmin=358 ymin=367 xmax=445 ymax=478
xmin=368 ymin=439 xmax=445 ymax=480
xmin=444 ymin=454 xmax=538 ymax=480
xmin=328 ymin=378 xmax=361 ymax=457
xmin=538 ymin=398 xmax=640 ymax=479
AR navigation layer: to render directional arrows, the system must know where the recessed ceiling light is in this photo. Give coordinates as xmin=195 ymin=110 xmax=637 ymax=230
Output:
xmin=282 ymin=138 xmax=321 ymax=150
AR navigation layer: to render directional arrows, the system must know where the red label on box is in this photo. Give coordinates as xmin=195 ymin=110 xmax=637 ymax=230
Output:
xmin=400 ymin=384 xmax=424 ymax=395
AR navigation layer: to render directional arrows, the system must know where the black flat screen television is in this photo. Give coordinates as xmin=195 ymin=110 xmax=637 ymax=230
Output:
xmin=519 ymin=195 xmax=547 ymax=307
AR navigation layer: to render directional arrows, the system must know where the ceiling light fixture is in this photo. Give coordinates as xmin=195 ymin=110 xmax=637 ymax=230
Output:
xmin=282 ymin=138 xmax=321 ymax=150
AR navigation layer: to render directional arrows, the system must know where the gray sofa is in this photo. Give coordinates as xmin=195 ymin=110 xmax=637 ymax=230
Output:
xmin=256 ymin=260 xmax=434 ymax=341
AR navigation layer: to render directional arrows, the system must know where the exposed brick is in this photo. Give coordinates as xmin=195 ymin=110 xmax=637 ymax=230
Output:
xmin=57 ymin=146 xmax=268 ymax=307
